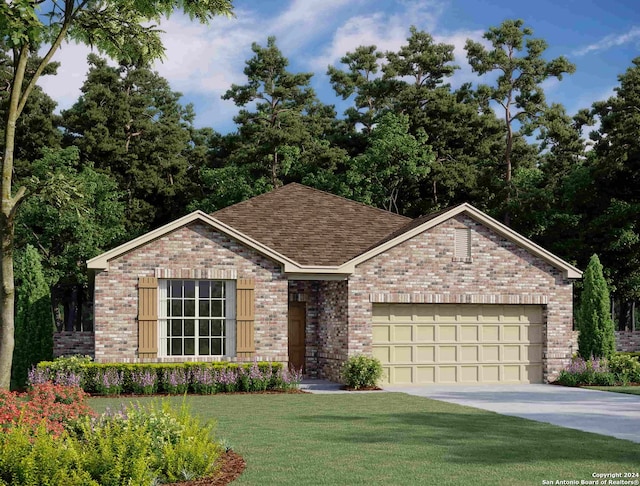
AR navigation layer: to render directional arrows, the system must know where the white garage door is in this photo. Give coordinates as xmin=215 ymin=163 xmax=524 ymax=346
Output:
xmin=372 ymin=304 xmax=543 ymax=385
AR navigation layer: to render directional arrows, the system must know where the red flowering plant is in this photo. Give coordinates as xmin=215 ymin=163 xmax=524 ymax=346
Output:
xmin=0 ymin=383 xmax=94 ymax=436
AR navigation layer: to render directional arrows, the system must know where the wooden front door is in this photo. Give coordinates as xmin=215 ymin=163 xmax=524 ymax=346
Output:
xmin=288 ymin=302 xmax=306 ymax=371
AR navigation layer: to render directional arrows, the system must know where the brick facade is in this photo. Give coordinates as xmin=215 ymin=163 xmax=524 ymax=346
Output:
xmin=94 ymin=222 xmax=288 ymax=363
xmin=92 ymin=214 xmax=576 ymax=383
xmin=571 ymin=330 xmax=640 ymax=353
xmin=348 ymin=216 xmax=575 ymax=382
xmin=53 ymin=331 xmax=95 ymax=358
xmin=615 ymin=331 xmax=640 ymax=352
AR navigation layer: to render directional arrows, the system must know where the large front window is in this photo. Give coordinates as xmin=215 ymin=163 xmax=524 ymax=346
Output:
xmin=159 ymin=280 xmax=235 ymax=357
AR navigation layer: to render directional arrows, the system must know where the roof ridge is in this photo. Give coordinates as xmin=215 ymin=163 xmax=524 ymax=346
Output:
xmin=282 ymin=183 xmax=411 ymax=221
xmin=211 ymin=182 xmax=412 ymax=222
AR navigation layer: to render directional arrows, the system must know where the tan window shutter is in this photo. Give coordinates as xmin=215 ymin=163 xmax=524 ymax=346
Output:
xmin=236 ymin=278 xmax=255 ymax=358
xmin=138 ymin=277 xmax=158 ymax=359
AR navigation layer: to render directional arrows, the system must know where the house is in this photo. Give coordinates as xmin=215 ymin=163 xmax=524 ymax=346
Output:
xmin=87 ymin=183 xmax=582 ymax=384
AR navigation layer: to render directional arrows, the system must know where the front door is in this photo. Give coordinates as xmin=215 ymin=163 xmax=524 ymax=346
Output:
xmin=288 ymin=302 xmax=306 ymax=371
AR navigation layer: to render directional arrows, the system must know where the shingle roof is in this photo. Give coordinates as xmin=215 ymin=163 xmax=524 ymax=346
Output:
xmin=212 ymin=183 xmax=411 ymax=266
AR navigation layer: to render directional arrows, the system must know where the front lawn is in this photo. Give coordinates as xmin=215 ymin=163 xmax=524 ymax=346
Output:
xmin=92 ymin=393 xmax=640 ymax=486
xmin=584 ymin=386 xmax=640 ymax=396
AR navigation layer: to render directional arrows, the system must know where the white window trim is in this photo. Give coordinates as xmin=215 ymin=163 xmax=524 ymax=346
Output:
xmin=158 ymin=279 xmax=236 ymax=358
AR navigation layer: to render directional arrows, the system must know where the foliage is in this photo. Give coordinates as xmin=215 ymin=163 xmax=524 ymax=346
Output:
xmin=11 ymin=245 xmax=53 ymax=390
xmin=222 ymin=36 xmax=347 ymax=190
xmin=465 ymin=19 xmax=575 ymax=222
xmin=0 ymin=383 xmax=93 ymax=436
xmin=577 ymin=254 xmax=616 ymax=359
xmin=341 ymin=354 xmax=383 ymax=389
xmin=0 ymin=391 xmax=222 ymax=485
xmin=607 ymin=354 xmax=640 ymax=385
xmin=557 ymin=353 xmax=640 ymax=386
xmin=347 ymin=112 xmax=433 ymax=214
xmin=584 ymin=57 xmax=640 ymax=304
xmin=33 ymin=359 xmax=298 ymax=395
xmin=0 ymin=0 xmax=234 ymax=390
xmin=60 ymin=55 xmax=199 ymax=235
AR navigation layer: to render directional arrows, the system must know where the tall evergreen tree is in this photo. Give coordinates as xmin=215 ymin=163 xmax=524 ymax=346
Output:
xmin=577 ymin=254 xmax=616 ymax=359
xmin=223 ymin=37 xmax=346 ymax=190
xmin=465 ymin=19 xmax=575 ymax=223
xmin=11 ymin=245 xmax=53 ymax=390
xmin=585 ymin=57 xmax=640 ymax=311
xmin=61 ymin=55 xmax=197 ymax=235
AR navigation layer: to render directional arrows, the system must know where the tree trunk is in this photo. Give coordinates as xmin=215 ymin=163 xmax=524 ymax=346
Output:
xmin=0 ymin=46 xmax=29 ymax=389
xmin=0 ymin=215 xmax=16 ymax=389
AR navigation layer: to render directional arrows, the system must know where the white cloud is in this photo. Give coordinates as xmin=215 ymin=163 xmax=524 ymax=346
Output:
xmin=574 ymin=26 xmax=640 ymax=56
xmin=310 ymin=0 xmax=444 ymax=71
xmin=36 ymin=41 xmax=94 ymax=112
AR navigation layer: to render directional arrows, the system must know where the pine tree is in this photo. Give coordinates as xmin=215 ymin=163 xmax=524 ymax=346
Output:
xmin=11 ymin=245 xmax=53 ymax=389
xmin=577 ymin=254 xmax=616 ymax=359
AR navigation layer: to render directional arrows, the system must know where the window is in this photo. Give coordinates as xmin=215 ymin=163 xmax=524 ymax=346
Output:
xmin=454 ymin=227 xmax=471 ymax=262
xmin=159 ymin=280 xmax=236 ymax=357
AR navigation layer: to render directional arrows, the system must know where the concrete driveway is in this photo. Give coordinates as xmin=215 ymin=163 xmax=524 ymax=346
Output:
xmin=385 ymin=384 xmax=640 ymax=443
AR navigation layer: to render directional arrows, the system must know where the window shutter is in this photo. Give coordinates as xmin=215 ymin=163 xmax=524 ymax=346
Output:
xmin=236 ymin=278 xmax=255 ymax=358
xmin=138 ymin=277 xmax=158 ymax=359
xmin=455 ymin=228 xmax=471 ymax=261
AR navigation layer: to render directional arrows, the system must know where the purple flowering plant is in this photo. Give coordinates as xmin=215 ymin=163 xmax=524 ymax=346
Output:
xmin=131 ymin=370 xmax=158 ymax=395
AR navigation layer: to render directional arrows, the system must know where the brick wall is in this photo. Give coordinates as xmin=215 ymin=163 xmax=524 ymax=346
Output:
xmin=94 ymin=222 xmax=288 ymax=363
xmin=348 ymin=215 xmax=575 ymax=382
xmin=53 ymin=331 xmax=95 ymax=358
xmin=616 ymin=331 xmax=640 ymax=352
xmin=572 ymin=330 xmax=640 ymax=353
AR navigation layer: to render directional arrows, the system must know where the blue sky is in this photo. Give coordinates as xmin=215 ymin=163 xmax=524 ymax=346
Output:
xmin=38 ymin=0 xmax=640 ymax=135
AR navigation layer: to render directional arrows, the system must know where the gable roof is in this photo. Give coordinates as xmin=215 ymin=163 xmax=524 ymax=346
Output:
xmin=88 ymin=184 xmax=581 ymax=279
xmin=212 ymin=183 xmax=410 ymax=266
xmin=347 ymin=203 xmax=582 ymax=279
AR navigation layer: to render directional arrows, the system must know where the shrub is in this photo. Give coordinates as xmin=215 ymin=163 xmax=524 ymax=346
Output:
xmin=34 ymin=358 xmax=291 ymax=395
xmin=0 ymin=384 xmax=94 ymax=437
xmin=95 ymin=368 xmax=124 ymax=396
xmin=0 ymin=397 xmax=222 ymax=486
xmin=341 ymin=354 xmax=383 ymax=390
xmin=555 ymin=356 xmax=618 ymax=386
xmin=130 ymin=370 xmax=158 ymax=395
xmin=608 ymin=354 xmax=640 ymax=384
xmin=576 ymin=254 xmax=616 ymax=359
xmin=162 ymin=368 xmax=190 ymax=394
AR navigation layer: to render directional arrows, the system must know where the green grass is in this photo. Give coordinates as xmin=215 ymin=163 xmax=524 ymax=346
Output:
xmin=584 ymin=386 xmax=640 ymax=396
xmin=91 ymin=393 xmax=640 ymax=486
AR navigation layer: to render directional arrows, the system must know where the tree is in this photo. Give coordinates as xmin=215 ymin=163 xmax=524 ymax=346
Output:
xmin=15 ymin=147 xmax=125 ymax=331
xmin=11 ymin=244 xmax=53 ymax=390
xmin=328 ymin=45 xmax=388 ymax=136
xmin=61 ymin=55 xmax=198 ymax=234
xmin=465 ymin=19 xmax=575 ymax=223
xmin=0 ymin=0 xmax=234 ymax=389
xmin=346 ymin=112 xmax=433 ymax=214
xmin=223 ymin=37 xmax=345 ymax=190
xmin=577 ymin=254 xmax=616 ymax=359
xmin=585 ymin=58 xmax=640 ymax=314
xmin=381 ymin=28 xmax=504 ymax=214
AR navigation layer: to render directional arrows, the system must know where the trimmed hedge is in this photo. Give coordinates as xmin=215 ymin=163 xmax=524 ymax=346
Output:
xmin=33 ymin=357 xmax=299 ymax=395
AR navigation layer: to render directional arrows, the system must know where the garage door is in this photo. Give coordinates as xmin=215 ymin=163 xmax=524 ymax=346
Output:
xmin=372 ymin=304 xmax=543 ymax=384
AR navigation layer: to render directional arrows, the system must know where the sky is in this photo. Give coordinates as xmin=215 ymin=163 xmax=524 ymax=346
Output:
xmin=37 ymin=0 xmax=640 ymax=135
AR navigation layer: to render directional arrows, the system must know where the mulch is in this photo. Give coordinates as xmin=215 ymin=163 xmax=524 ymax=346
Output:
xmin=169 ymin=450 xmax=246 ymax=486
